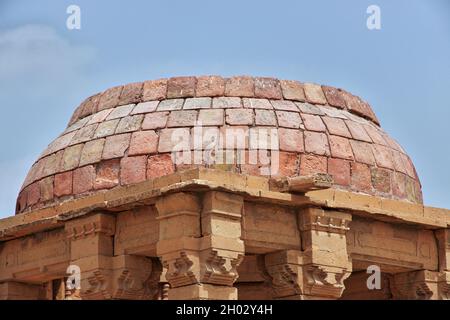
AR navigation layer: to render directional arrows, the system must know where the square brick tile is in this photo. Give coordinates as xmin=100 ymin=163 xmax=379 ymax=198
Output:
xmin=322 ymin=116 xmax=351 ymax=137
xmin=79 ymin=139 xmax=105 ymax=166
xmin=39 ymin=176 xmax=54 ymax=201
xmin=301 ymin=113 xmax=326 ymax=132
xmin=128 ymin=131 xmax=159 ymax=156
xmin=391 ymin=150 xmax=406 ymax=174
xmin=167 ymin=76 xmax=196 ymax=98
xmin=158 ymin=128 xmax=191 ymax=153
xmin=71 ymin=124 xmax=98 ymax=145
xmin=42 ymin=151 xmax=63 ymax=177
xmin=98 ymin=85 xmax=123 ymax=111
xmin=254 ymin=77 xmax=282 ymax=99
xmin=73 ymin=165 xmax=95 ymax=194
xmin=87 ymin=108 xmax=113 ymax=125
xmin=255 ymin=109 xmax=277 ymax=126
xmin=223 ymin=126 xmax=250 ymax=150
xmin=349 ymin=140 xmax=375 ymax=165
xmin=156 ymin=99 xmax=184 ymax=111
xmin=322 ymin=86 xmax=346 ymax=109
xmin=147 ymin=154 xmax=175 ymax=178
xmin=167 ymin=110 xmax=198 ymax=127
xmin=79 ymin=93 xmax=101 ymax=118
xmin=280 ymin=80 xmax=305 ymax=101
xmin=94 ymin=159 xmax=120 ymax=189
xmin=54 ymin=171 xmax=73 ymax=197
xmin=102 ymin=133 xmax=131 ymax=159
xmin=300 ymin=154 xmax=327 ymax=175
xmin=131 ymin=101 xmax=159 ymax=115
xmin=62 ymin=144 xmax=84 ymax=170
xmin=94 ymin=119 xmax=120 ymax=138
xmin=363 ymin=125 xmax=388 ymax=145
xmin=328 ymin=158 xmax=350 ymax=186
xmin=278 ymin=128 xmax=304 ymax=152
xmin=142 ymin=112 xmax=169 ymax=130
xmin=118 ymin=82 xmax=143 ymax=105
xmin=304 ymin=131 xmax=330 ymax=156
xmin=242 ymin=98 xmax=273 ymax=109
xmin=226 ymin=109 xmax=254 ymax=125
xmin=212 ymin=97 xmax=242 ymax=109
xmin=329 ymin=135 xmax=354 ymax=160
xmin=142 ymin=79 xmax=167 ymax=101
xmin=198 ymin=109 xmax=224 ymax=126
xmin=106 ymin=104 xmax=134 ymax=120
xmin=276 ymin=111 xmax=302 ymax=128
xmin=322 ymin=106 xmax=348 ymax=119
xmin=120 ymin=156 xmax=147 ymax=185
xmin=183 ymin=97 xmax=212 ymax=109
xmin=196 ymin=76 xmax=225 ymax=97
xmin=115 ymin=115 xmax=144 ymax=133
xmin=371 ymin=167 xmax=392 ymax=193
xmin=27 ymin=183 xmax=40 ymax=206
xmin=304 ymin=83 xmax=327 ymax=105
xmin=249 ymin=127 xmax=278 ymax=150
xmin=351 ymin=162 xmax=372 ymax=193
xmin=372 ymin=144 xmax=394 ymax=169
xmin=272 ymin=152 xmax=298 ymax=177
xmin=345 ymin=120 xmax=372 ymax=142
xmin=225 ymin=76 xmax=254 ymax=97
xmin=191 ymin=127 xmax=220 ymax=150
xmin=296 ymin=102 xmax=325 ymax=115
xmin=271 ymin=100 xmax=299 ymax=111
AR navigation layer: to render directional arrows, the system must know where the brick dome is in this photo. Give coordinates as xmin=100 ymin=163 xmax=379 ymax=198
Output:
xmin=16 ymin=76 xmax=422 ymax=214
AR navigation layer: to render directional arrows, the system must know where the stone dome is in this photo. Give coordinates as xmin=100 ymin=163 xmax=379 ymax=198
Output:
xmin=16 ymin=76 xmax=422 ymax=214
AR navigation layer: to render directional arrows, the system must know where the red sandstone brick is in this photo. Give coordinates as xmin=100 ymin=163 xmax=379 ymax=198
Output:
xmin=300 ymin=154 xmax=327 ymax=175
xmin=363 ymin=125 xmax=388 ymax=145
xmin=54 ymin=171 xmax=73 ymax=197
xmin=349 ymin=140 xmax=375 ymax=165
xmin=280 ymin=80 xmax=305 ymax=101
xmin=371 ymin=167 xmax=392 ymax=193
xmin=392 ymin=172 xmax=407 ymax=199
xmin=342 ymin=91 xmax=378 ymax=123
xmin=102 ymin=133 xmax=131 ymax=159
xmin=322 ymin=86 xmax=346 ymax=109
xmin=226 ymin=109 xmax=254 ymax=125
xmin=296 ymin=102 xmax=325 ymax=115
xmin=42 ymin=151 xmax=64 ymax=177
xmin=167 ymin=110 xmax=198 ymax=127
xmin=301 ymin=113 xmax=326 ymax=132
xmin=400 ymin=153 xmax=416 ymax=178
xmin=106 ymin=104 xmax=134 ymax=120
xmin=183 ymin=97 xmax=212 ymax=110
xmin=328 ymin=158 xmax=350 ymax=186
xmin=391 ymin=150 xmax=406 ymax=174
xmin=118 ymin=82 xmax=143 ymax=105
xmin=39 ymin=176 xmax=54 ymax=201
xmin=94 ymin=159 xmax=120 ymax=189
xmin=71 ymin=124 xmax=98 ymax=145
xmin=158 ymin=128 xmax=191 ymax=153
xmin=147 ymin=154 xmax=175 ymax=178
xmin=225 ymin=76 xmax=254 ymax=97
xmin=79 ymin=93 xmax=101 ymax=118
xmin=98 ymin=85 xmax=123 ymax=111
xmin=254 ymin=77 xmax=282 ymax=100
xmin=142 ymin=111 xmax=169 ymax=129
xmin=167 ymin=76 xmax=196 ymax=98
xmin=157 ymin=99 xmax=184 ymax=111
xmin=17 ymin=190 xmax=27 ymax=212
xmin=271 ymin=100 xmax=298 ymax=111
xmin=372 ymin=144 xmax=394 ymax=169
xmin=79 ymin=139 xmax=105 ymax=166
xmin=94 ymin=119 xmax=120 ymax=138
xmin=345 ymin=120 xmax=372 ymax=142
xmin=142 ymin=79 xmax=167 ymax=101
xmin=243 ymin=98 xmax=273 ymax=110
xmin=62 ymin=144 xmax=84 ymax=171
xmin=329 ymin=135 xmax=354 ymax=160
xmin=304 ymin=131 xmax=330 ymax=156
xmin=73 ymin=165 xmax=95 ymax=194
xmin=276 ymin=111 xmax=302 ymax=129
xmin=322 ymin=117 xmax=351 ymax=138
xmin=120 ymin=156 xmax=147 ymax=185
xmin=303 ymin=83 xmax=327 ymax=105
xmin=131 ymin=101 xmax=159 ymax=115
xmin=351 ymin=162 xmax=372 ymax=193
xmin=278 ymin=128 xmax=304 ymax=152
xmin=27 ymin=182 xmax=40 ymax=206
xmin=129 ymin=131 xmax=158 ymax=155
xmin=87 ymin=108 xmax=113 ymax=125
xmin=196 ymin=76 xmax=225 ymax=97
xmin=272 ymin=152 xmax=298 ymax=177
xmin=198 ymin=109 xmax=224 ymax=126
xmin=255 ymin=109 xmax=277 ymax=126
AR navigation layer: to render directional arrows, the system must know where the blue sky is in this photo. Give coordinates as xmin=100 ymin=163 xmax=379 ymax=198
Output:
xmin=0 ymin=0 xmax=449 ymax=217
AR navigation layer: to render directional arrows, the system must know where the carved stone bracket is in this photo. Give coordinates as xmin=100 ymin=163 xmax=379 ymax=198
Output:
xmin=391 ymin=270 xmax=450 ymax=300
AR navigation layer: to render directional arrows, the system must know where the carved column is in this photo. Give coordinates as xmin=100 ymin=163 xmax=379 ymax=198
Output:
xmin=265 ymin=207 xmax=352 ymax=300
xmin=156 ymin=191 xmax=245 ymax=300
xmin=65 ymin=213 xmax=161 ymax=299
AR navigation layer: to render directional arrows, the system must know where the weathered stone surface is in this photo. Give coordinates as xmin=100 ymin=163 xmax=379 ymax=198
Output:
xmin=371 ymin=167 xmax=392 ymax=193
xmin=98 ymin=85 xmax=123 ymax=111
xmin=39 ymin=176 xmax=54 ymax=201
xmin=328 ymin=158 xmax=350 ymax=186
xmin=322 ymin=86 xmax=346 ymax=109
xmin=300 ymin=154 xmax=327 ymax=175
xmin=54 ymin=171 xmax=73 ymax=197
xmin=301 ymin=113 xmax=326 ymax=132
xmin=158 ymin=128 xmax=190 ymax=153
xmin=280 ymin=80 xmax=305 ymax=101
xmin=271 ymin=100 xmax=298 ymax=112
xmin=226 ymin=109 xmax=254 ymax=125
xmin=120 ymin=156 xmax=147 ymax=185
xmin=304 ymin=131 xmax=330 ymax=156
xmin=196 ymin=76 xmax=225 ymax=97
xmin=198 ymin=109 xmax=224 ymax=126
xmin=73 ymin=165 xmax=95 ymax=194
xmin=303 ymin=83 xmax=327 ymax=105
xmin=102 ymin=133 xmax=131 ymax=159
xmin=79 ymin=139 xmax=105 ymax=166
xmin=351 ymin=162 xmax=372 ymax=192
xmin=329 ymin=135 xmax=354 ymax=160
xmin=128 ymin=131 xmax=158 ymax=156
xmin=345 ymin=120 xmax=371 ymax=142
xmin=350 ymin=140 xmax=375 ymax=165
xmin=213 ymin=97 xmax=241 ymax=109
xmin=167 ymin=110 xmax=198 ymax=127
xmin=106 ymin=104 xmax=134 ymax=120
xmin=142 ymin=79 xmax=167 ymax=101
xmin=183 ymin=97 xmax=212 ymax=110
xmin=275 ymin=111 xmax=302 ymax=129
xmin=119 ymin=82 xmax=143 ymax=105
xmin=322 ymin=117 xmax=351 ymax=137
xmin=278 ymin=128 xmax=304 ymax=152
xmin=62 ymin=144 xmax=84 ymax=170
xmin=254 ymin=77 xmax=282 ymax=99
xmin=255 ymin=109 xmax=277 ymax=126
xmin=225 ymin=76 xmax=254 ymax=97
xmin=167 ymin=77 xmax=196 ymax=98
xmin=94 ymin=159 xmax=120 ymax=189
xmin=157 ymin=99 xmax=184 ymax=111
xmin=131 ymin=101 xmax=159 ymax=115
xmin=243 ymin=98 xmax=273 ymax=110
xmin=147 ymin=154 xmax=174 ymax=178
xmin=142 ymin=112 xmax=169 ymax=130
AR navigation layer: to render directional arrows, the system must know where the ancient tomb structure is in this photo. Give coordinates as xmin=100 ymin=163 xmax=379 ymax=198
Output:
xmin=0 ymin=76 xmax=449 ymax=300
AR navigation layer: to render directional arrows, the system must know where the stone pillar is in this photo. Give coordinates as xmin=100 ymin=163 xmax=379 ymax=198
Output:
xmin=156 ymin=191 xmax=245 ymax=300
xmin=265 ymin=207 xmax=352 ymax=300
xmin=65 ymin=213 xmax=160 ymax=299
